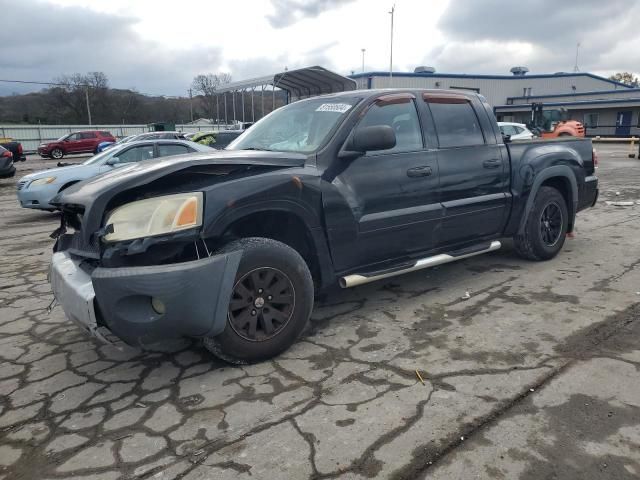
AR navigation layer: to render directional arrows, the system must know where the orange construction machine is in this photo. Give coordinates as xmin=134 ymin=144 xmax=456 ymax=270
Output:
xmin=528 ymin=103 xmax=585 ymax=138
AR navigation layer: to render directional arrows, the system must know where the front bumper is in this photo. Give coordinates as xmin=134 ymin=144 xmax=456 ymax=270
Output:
xmin=17 ymin=183 xmax=59 ymax=209
xmin=50 ymin=249 xmax=241 ymax=346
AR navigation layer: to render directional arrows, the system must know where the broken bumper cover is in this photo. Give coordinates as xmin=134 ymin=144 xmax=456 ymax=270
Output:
xmin=50 ymin=250 xmax=241 ymax=346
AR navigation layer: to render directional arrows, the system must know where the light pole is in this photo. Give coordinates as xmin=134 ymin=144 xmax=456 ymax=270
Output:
xmin=361 ymin=48 xmax=366 ymax=73
xmin=389 ymin=4 xmax=395 ymax=81
xmin=85 ymin=86 xmax=92 ymax=125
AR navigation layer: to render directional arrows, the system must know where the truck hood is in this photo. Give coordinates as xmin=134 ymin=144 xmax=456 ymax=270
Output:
xmin=53 ymin=149 xmax=307 ymax=243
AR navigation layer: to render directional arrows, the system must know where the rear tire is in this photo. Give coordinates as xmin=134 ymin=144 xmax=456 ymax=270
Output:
xmin=51 ymin=148 xmax=64 ymax=159
xmin=514 ymin=186 xmax=568 ymax=261
xmin=203 ymin=237 xmax=314 ymax=364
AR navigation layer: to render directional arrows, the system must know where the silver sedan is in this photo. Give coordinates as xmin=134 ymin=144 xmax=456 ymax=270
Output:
xmin=17 ymin=140 xmax=213 ymax=211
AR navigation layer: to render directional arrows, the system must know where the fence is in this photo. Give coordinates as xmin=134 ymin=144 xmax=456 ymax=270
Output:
xmin=0 ymin=123 xmax=237 ymax=152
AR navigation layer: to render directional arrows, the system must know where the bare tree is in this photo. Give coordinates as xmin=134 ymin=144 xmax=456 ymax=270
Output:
xmin=191 ymin=73 xmax=232 ymax=121
xmin=50 ymin=72 xmax=109 ymax=123
xmin=608 ymin=72 xmax=640 ymax=87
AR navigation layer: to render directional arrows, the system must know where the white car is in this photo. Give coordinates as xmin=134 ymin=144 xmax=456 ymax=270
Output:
xmin=498 ymin=122 xmax=535 ymax=140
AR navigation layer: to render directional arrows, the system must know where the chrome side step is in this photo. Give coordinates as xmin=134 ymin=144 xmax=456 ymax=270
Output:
xmin=339 ymin=241 xmax=501 ymax=288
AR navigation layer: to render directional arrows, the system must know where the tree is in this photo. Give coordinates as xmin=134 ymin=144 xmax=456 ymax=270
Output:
xmin=191 ymin=73 xmax=232 ymax=121
xmin=49 ymin=72 xmax=110 ymax=123
xmin=608 ymin=72 xmax=639 ymax=87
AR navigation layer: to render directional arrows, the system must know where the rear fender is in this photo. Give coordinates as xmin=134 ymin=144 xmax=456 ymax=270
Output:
xmin=517 ymin=165 xmax=578 ymax=234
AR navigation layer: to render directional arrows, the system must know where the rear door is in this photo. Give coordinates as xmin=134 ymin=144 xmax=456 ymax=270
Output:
xmin=424 ymin=93 xmax=509 ymax=247
xmin=327 ymin=93 xmax=441 ymax=270
xmin=79 ymin=132 xmax=98 ymax=152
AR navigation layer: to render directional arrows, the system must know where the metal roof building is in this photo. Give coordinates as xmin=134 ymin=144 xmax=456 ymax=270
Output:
xmin=350 ymin=69 xmax=640 ymax=137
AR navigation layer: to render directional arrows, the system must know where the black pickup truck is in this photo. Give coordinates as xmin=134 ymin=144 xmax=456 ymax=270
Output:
xmin=49 ymin=89 xmax=598 ymax=363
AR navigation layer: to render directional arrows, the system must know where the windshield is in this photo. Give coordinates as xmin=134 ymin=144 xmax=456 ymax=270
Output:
xmin=118 ymin=135 xmax=137 ymax=144
xmin=82 ymin=148 xmax=116 ymax=165
xmin=56 ymin=134 xmax=70 ymax=142
xmin=228 ymin=97 xmax=360 ymax=153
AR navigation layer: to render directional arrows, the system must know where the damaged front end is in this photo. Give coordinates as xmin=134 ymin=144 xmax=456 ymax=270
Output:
xmin=47 ymin=151 xmax=305 ymax=347
xmin=50 ymin=207 xmax=241 ymax=347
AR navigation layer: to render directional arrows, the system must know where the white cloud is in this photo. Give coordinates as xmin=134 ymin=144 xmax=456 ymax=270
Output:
xmin=1 ymin=0 xmax=638 ymax=96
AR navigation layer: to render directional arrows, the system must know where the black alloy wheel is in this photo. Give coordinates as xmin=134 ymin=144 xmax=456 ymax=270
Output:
xmin=228 ymin=267 xmax=295 ymax=342
xmin=203 ymin=237 xmax=314 ymax=364
xmin=513 ymin=186 xmax=568 ymax=261
xmin=539 ymin=201 xmax=563 ymax=247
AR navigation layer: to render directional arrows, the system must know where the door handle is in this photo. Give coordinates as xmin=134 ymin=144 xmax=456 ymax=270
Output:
xmin=483 ymin=159 xmax=501 ymax=169
xmin=407 ymin=166 xmax=433 ymax=177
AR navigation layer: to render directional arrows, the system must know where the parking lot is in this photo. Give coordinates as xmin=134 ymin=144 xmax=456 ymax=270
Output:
xmin=1 ymin=145 xmax=639 ymax=479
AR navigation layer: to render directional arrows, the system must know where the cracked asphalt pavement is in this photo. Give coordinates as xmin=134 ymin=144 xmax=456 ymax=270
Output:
xmin=1 ymin=146 xmax=639 ymax=479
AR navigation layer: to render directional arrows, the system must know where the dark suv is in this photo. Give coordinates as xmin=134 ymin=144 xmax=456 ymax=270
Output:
xmin=38 ymin=131 xmax=116 ymax=159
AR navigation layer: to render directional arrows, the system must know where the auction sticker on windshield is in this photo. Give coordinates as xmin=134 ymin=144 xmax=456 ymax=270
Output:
xmin=315 ymin=103 xmax=353 ymax=113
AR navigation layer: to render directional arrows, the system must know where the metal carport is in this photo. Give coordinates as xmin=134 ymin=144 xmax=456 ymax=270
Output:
xmin=214 ymin=66 xmax=357 ymax=125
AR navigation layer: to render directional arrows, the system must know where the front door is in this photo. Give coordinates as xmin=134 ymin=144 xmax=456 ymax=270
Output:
xmin=64 ymin=133 xmax=83 ymax=153
xmin=615 ymin=111 xmax=632 ymax=136
xmin=424 ymin=95 xmax=509 ymax=247
xmin=325 ymin=94 xmax=442 ymax=271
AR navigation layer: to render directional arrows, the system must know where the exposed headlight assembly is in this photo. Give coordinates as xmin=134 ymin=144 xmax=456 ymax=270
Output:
xmin=104 ymin=192 xmax=203 ymax=242
xmin=29 ymin=176 xmax=56 ymax=187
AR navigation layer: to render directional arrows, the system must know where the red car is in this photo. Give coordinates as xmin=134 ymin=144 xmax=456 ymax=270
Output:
xmin=38 ymin=130 xmax=116 ymax=159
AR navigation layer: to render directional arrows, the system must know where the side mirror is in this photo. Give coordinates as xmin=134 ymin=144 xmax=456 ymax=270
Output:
xmin=502 ymin=134 xmax=511 ymax=143
xmin=106 ymin=157 xmax=118 ymax=166
xmin=340 ymin=125 xmax=396 ymax=159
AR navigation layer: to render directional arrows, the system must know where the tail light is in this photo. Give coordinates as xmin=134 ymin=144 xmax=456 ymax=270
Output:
xmin=2 ymin=151 xmax=12 ymax=158
xmin=17 ymin=143 xmax=23 ymax=155
xmin=592 ymin=148 xmax=598 ymax=169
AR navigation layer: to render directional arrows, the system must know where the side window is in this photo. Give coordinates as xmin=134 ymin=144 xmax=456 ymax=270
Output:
xmin=358 ymin=99 xmax=423 ymax=154
xmin=215 ymin=133 xmax=235 ymax=147
xmin=116 ymin=145 xmax=155 ymax=163
xmin=584 ymin=113 xmax=599 ymax=128
xmin=157 ymin=144 xmax=191 ymax=157
xmin=513 ymin=126 xmax=524 ymax=134
xmin=427 ymin=100 xmax=485 ymax=148
xmin=81 ymin=132 xmax=97 ymax=139
xmin=501 ymin=125 xmax=517 ymax=136
xmin=67 ymin=133 xmax=82 ymax=141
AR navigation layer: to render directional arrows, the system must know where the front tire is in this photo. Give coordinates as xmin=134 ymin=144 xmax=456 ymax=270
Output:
xmin=51 ymin=148 xmax=64 ymax=159
xmin=203 ymin=237 xmax=314 ymax=364
xmin=514 ymin=186 xmax=568 ymax=261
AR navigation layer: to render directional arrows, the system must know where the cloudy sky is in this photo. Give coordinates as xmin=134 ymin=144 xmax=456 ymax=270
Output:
xmin=2 ymin=0 xmax=640 ymax=96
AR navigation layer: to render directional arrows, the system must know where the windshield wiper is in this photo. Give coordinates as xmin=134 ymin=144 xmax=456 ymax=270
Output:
xmin=242 ymin=147 xmax=274 ymax=152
